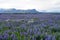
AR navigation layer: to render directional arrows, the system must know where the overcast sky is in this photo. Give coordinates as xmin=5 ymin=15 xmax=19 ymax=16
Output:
xmin=0 ymin=0 xmax=60 ymax=11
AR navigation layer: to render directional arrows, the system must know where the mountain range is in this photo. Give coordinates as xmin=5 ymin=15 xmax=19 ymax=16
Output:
xmin=0 ymin=8 xmax=60 ymax=13
xmin=0 ymin=9 xmax=39 ymax=13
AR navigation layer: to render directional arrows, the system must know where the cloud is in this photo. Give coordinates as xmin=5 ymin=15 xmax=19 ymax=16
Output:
xmin=0 ymin=0 xmax=60 ymax=11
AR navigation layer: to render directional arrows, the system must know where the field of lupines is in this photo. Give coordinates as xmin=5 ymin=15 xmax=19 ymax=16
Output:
xmin=0 ymin=13 xmax=60 ymax=40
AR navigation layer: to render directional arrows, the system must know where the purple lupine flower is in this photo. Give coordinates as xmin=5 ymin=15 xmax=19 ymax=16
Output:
xmin=0 ymin=35 xmax=3 ymax=39
xmin=52 ymin=36 xmax=56 ymax=40
xmin=45 ymin=35 xmax=52 ymax=40
xmin=3 ymin=33 xmax=9 ymax=39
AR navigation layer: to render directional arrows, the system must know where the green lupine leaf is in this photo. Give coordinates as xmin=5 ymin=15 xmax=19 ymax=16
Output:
xmin=21 ymin=35 xmax=25 ymax=40
xmin=14 ymin=32 xmax=21 ymax=40
xmin=8 ymin=37 xmax=12 ymax=40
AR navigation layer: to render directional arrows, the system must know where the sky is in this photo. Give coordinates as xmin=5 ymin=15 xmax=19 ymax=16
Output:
xmin=0 ymin=0 xmax=60 ymax=11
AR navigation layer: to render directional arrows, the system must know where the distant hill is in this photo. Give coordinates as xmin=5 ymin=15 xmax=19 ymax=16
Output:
xmin=0 ymin=9 xmax=39 ymax=13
